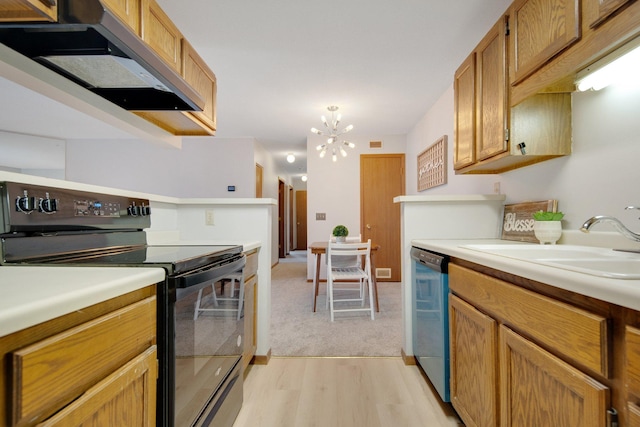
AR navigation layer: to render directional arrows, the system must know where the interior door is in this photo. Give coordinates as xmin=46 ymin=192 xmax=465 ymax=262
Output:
xmin=295 ymin=190 xmax=307 ymax=250
xmin=278 ymin=179 xmax=285 ymax=258
xmin=360 ymin=154 xmax=405 ymax=282
xmin=255 ymin=163 xmax=263 ymax=198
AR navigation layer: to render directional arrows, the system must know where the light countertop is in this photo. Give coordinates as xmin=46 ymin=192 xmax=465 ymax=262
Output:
xmin=0 ymin=266 xmax=165 ymax=337
xmin=411 ymin=239 xmax=640 ymax=312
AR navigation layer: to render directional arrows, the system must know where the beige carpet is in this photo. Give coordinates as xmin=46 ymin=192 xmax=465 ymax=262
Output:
xmin=270 ymin=251 xmax=403 ymax=357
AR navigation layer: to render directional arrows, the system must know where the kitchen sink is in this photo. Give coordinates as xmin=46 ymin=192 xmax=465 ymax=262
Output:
xmin=460 ymin=244 xmax=640 ymax=279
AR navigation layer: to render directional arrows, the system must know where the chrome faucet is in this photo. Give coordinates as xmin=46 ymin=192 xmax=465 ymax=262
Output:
xmin=580 ymin=206 xmax=640 ymax=242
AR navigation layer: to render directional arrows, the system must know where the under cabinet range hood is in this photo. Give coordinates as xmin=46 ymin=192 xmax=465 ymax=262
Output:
xmin=0 ymin=0 xmax=204 ymax=111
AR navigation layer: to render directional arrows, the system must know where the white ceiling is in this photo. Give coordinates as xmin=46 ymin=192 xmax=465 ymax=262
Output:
xmin=0 ymin=0 xmax=512 ymax=175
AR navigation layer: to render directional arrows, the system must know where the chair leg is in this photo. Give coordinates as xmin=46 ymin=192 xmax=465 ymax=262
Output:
xmin=194 ymin=288 xmax=203 ymax=320
xmin=367 ymin=277 xmax=375 ymax=320
xmin=328 ymin=276 xmax=335 ymax=322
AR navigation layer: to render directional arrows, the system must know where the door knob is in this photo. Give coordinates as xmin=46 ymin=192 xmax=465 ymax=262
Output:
xmin=366 ymin=224 xmax=371 ymax=229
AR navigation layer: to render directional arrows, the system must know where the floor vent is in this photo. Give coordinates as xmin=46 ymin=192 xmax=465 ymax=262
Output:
xmin=370 ymin=140 xmax=383 ymax=149
xmin=376 ymin=268 xmax=391 ymax=279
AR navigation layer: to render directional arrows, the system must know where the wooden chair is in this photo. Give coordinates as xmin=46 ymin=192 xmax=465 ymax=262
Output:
xmin=326 ymin=238 xmax=374 ymax=321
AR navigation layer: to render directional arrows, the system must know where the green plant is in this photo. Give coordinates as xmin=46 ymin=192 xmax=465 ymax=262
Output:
xmin=532 ymin=211 xmax=565 ymax=221
xmin=332 ymin=225 xmax=349 ymax=237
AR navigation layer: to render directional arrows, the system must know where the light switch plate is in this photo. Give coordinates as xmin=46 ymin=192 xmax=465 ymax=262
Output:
xmin=316 ymin=213 xmax=326 ymax=220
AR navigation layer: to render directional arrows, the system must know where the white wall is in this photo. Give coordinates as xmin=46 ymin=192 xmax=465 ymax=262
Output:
xmin=306 ymin=133 xmax=406 ymax=278
xmin=406 ymin=81 xmax=640 ymax=236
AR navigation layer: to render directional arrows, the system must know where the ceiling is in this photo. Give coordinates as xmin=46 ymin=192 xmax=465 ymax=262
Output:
xmin=0 ymin=0 xmax=512 ymax=176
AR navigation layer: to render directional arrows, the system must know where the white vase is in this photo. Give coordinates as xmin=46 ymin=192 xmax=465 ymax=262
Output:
xmin=533 ymin=221 xmax=562 ymax=245
xmin=335 ymin=236 xmax=346 ymax=243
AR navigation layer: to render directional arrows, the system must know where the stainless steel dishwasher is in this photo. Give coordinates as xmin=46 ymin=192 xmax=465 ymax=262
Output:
xmin=411 ymin=246 xmax=450 ymax=402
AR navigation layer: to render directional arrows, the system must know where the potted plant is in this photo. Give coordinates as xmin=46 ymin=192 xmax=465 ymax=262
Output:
xmin=332 ymin=225 xmax=349 ymax=243
xmin=532 ymin=211 xmax=564 ymax=244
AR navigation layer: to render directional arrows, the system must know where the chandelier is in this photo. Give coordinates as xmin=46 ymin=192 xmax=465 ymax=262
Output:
xmin=310 ymin=106 xmax=355 ymax=162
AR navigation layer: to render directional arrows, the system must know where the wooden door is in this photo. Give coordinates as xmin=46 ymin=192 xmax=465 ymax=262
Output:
xmin=476 ymin=16 xmax=509 ymax=162
xmin=450 ymin=294 xmax=499 ymax=427
xmin=278 ymin=179 xmax=285 ymax=259
xmin=360 ymin=154 xmax=404 ymax=282
xmin=295 ymin=190 xmax=307 ymax=250
xmin=255 ymin=163 xmax=263 ymax=198
xmin=288 ymin=186 xmax=293 ymax=253
xmin=454 ymin=52 xmax=476 ymax=170
xmin=500 ymin=325 xmax=609 ymax=427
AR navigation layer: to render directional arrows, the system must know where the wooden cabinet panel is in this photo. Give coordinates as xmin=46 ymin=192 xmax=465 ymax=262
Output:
xmin=500 ymin=326 xmax=609 ymax=427
xmin=243 ymin=275 xmax=257 ymax=371
xmin=588 ymin=0 xmax=634 ymax=28
xmin=510 ymin=0 xmax=581 ymax=85
xmin=629 ymin=403 xmax=640 ymax=427
xmin=449 ymin=264 xmax=609 ymax=377
xmin=12 ymin=296 xmax=156 ymax=426
xmin=182 ymin=39 xmax=217 ymax=133
xmin=476 ymin=17 xmax=509 ymax=162
xmin=453 ymin=53 xmax=476 ymax=170
xmin=0 ymin=0 xmax=57 ymax=22
xmin=450 ymin=294 xmax=499 ymax=427
xmin=101 ymin=0 xmax=141 ymax=35
xmin=141 ymin=0 xmax=182 ymax=72
xmin=36 ymin=346 xmax=157 ymax=427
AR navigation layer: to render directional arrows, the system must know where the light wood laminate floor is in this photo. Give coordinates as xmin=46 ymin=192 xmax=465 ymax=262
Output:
xmin=233 ymin=357 xmax=462 ymax=427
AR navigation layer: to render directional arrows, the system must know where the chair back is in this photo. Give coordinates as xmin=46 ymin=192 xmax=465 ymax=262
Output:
xmin=327 ymin=238 xmax=371 ymax=273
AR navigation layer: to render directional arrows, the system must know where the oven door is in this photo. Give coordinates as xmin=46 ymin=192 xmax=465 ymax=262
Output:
xmin=160 ymin=254 xmax=245 ymax=427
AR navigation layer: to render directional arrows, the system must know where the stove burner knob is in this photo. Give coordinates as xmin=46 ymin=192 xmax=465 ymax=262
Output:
xmin=39 ymin=192 xmax=58 ymax=214
xmin=128 ymin=203 xmax=140 ymax=216
xmin=15 ymin=190 xmax=36 ymax=214
xmin=140 ymin=203 xmax=151 ymax=216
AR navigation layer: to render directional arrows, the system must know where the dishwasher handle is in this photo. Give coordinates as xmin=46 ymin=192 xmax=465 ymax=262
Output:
xmin=411 ymin=246 xmax=448 ymax=273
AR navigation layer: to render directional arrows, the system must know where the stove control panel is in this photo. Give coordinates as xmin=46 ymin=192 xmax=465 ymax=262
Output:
xmin=0 ymin=182 xmax=151 ymax=232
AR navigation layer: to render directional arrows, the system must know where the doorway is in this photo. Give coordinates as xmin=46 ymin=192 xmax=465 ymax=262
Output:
xmin=360 ymin=154 xmax=405 ymax=282
xmin=278 ymin=178 xmax=285 ymax=258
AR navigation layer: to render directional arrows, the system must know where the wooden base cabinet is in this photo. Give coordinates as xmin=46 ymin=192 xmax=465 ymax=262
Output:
xmin=449 ymin=263 xmax=611 ymax=427
xmin=500 ymin=326 xmax=608 ymax=427
xmin=450 ymin=294 xmax=499 ymax=427
xmin=0 ymin=286 xmax=157 ymax=427
xmin=242 ymin=249 xmax=259 ymax=371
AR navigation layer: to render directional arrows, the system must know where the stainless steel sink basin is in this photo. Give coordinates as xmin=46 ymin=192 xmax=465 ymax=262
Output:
xmin=460 ymin=244 xmax=640 ymax=279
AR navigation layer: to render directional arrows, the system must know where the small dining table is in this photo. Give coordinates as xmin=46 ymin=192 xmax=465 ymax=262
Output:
xmin=308 ymin=241 xmax=380 ymax=313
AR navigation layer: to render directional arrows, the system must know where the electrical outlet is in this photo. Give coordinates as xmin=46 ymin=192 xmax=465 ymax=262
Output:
xmin=493 ymin=182 xmax=501 ymax=194
xmin=205 ymin=210 xmax=215 ymax=225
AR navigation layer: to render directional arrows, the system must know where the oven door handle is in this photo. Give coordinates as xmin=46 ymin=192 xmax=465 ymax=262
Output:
xmin=174 ymin=254 xmax=246 ymax=288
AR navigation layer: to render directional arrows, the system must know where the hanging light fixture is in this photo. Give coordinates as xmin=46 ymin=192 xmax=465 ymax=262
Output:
xmin=310 ymin=106 xmax=355 ymax=162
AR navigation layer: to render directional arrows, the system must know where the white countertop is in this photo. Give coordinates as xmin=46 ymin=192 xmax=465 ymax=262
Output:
xmin=0 ymin=266 xmax=166 ymax=337
xmin=411 ymin=239 xmax=640 ymax=312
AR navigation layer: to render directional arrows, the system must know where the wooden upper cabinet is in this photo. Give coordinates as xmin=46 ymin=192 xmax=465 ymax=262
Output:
xmin=509 ymin=0 xmax=581 ymax=85
xmin=0 ymin=0 xmax=57 ymax=22
xmin=453 ymin=52 xmax=476 ymax=170
xmin=182 ymin=39 xmax=217 ymax=133
xmin=141 ymin=0 xmax=182 ymax=73
xmin=587 ymin=0 xmax=634 ymax=28
xmin=475 ymin=16 xmax=509 ymax=163
xmin=102 ymin=0 xmax=141 ymax=35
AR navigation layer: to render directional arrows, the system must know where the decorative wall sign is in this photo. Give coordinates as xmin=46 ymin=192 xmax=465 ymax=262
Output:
xmin=502 ymin=200 xmax=558 ymax=242
xmin=417 ymin=135 xmax=447 ymax=191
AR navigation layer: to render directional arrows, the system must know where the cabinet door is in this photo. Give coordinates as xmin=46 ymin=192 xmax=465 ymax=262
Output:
xmin=36 ymin=346 xmax=157 ymax=427
xmin=102 ymin=0 xmax=141 ymax=35
xmin=450 ymin=294 xmax=499 ymax=427
xmin=141 ymin=0 xmax=182 ymax=72
xmin=588 ymin=0 xmax=634 ymax=27
xmin=242 ymin=275 xmax=257 ymax=371
xmin=510 ymin=0 xmax=581 ymax=84
xmin=453 ymin=53 xmax=476 ymax=170
xmin=0 ymin=0 xmax=57 ymax=22
xmin=475 ymin=16 xmax=509 ymax=162
xmin=182 ymin=39 xmax=217 ymax=133
xmin=500 ymin=326 xmax=609 ymax=427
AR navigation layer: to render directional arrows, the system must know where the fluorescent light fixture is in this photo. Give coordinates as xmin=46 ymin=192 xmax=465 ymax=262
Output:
xmin=576 ymin=37 xmax=640 ymax=92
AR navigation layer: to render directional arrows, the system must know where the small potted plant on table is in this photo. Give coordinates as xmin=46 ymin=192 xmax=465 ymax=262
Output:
xmin=532 ymin=211 xmax=564 ymax=244
xmin=332 ymin=225 xmax=349 ymax=243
